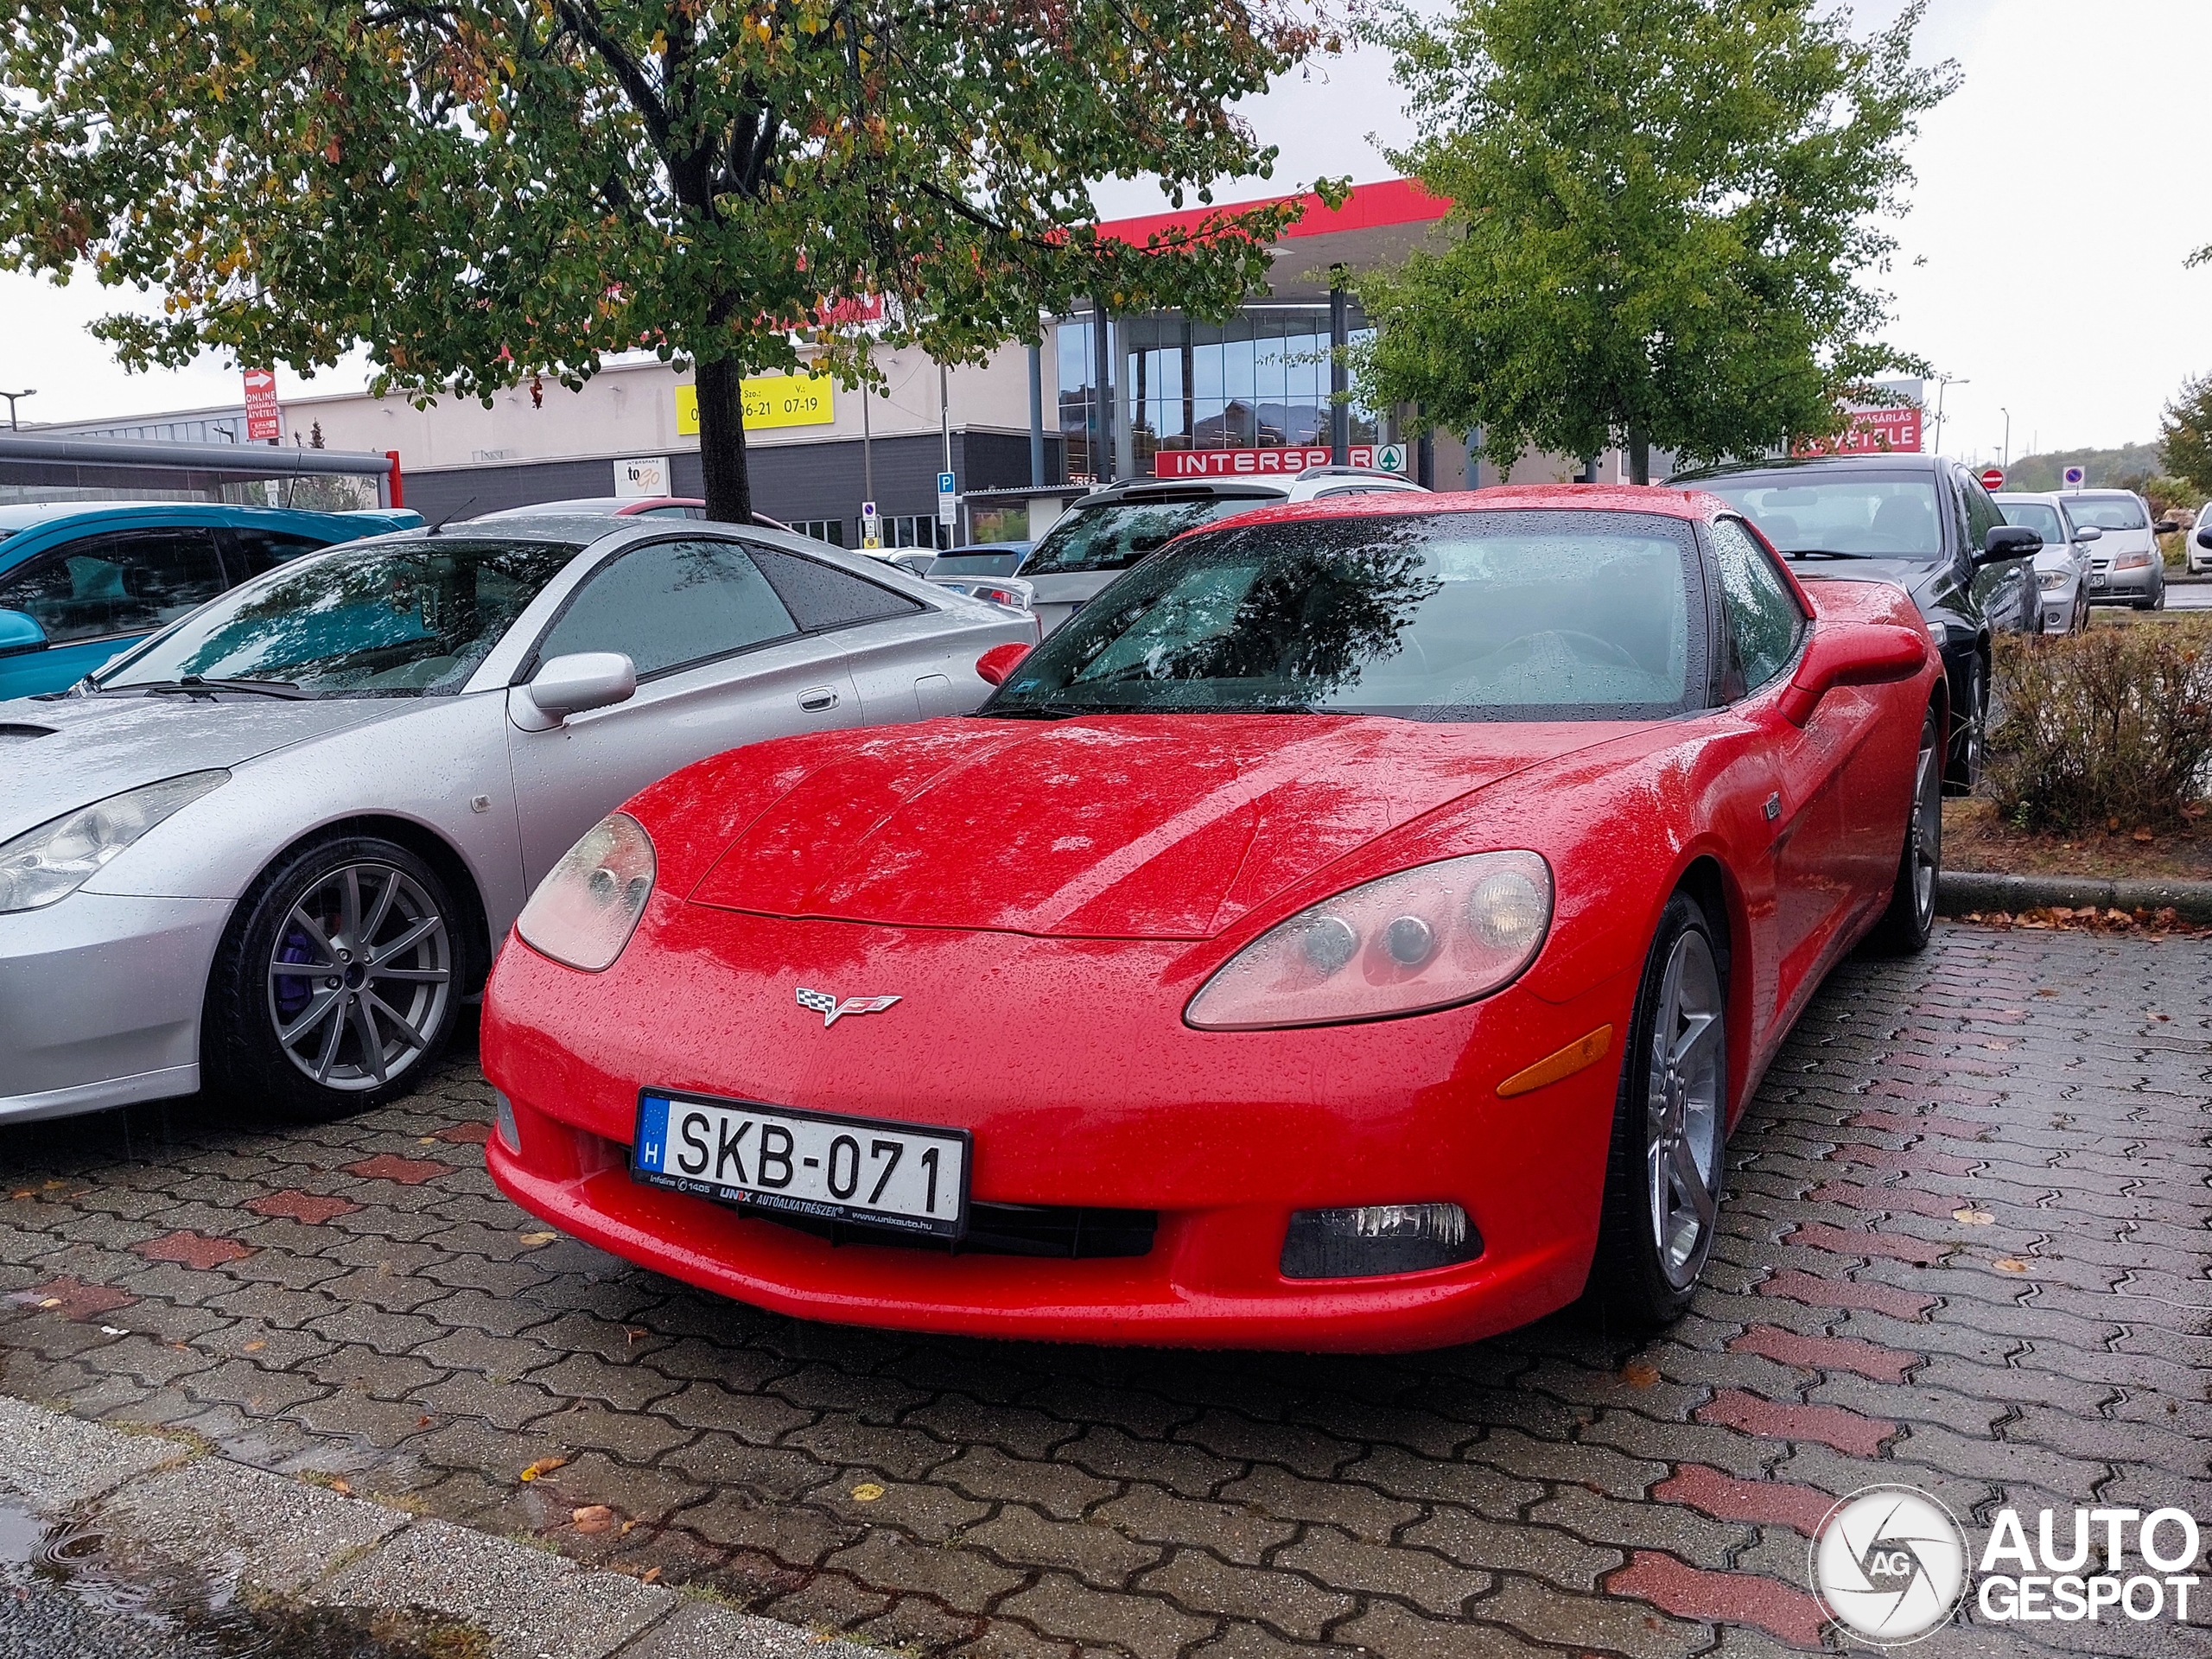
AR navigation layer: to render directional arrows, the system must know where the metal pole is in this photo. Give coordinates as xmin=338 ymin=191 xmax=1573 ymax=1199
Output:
xmin=1092 ymin=296 xmax=1113 ymax=483
xmin=939 ymin=361 xmax=953 ymax=550
xmin=1328 ymin=270 xmax=1349 ymax=466
xmin=861 ymin=357 xmax=874 ymax=507
xmin=0 ymin=390 xmax=35 ymax=430
xmin=1027 ymin=341 xmax=1046 ymax=487
xmin=2000 ymin=408 xmax=2011 ymax=470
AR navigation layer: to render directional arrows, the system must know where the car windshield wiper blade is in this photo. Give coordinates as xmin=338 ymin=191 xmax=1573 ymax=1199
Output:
xmin=125 ymin=675 xmax=312 ymax=701
xmin=1779 ymin=547 xmax=1875 ymax=560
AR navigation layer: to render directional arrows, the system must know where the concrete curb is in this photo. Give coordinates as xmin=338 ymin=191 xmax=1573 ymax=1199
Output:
xmin=0 ymin=1393 xmax=876 ymax=1659
xmin=1939 ymin=868 xmax=2212 ymax=923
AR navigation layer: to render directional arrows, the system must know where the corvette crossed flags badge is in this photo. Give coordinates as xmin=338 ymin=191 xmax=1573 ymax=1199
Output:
xmin=796 ymin=987 xmax=902 ymax=1027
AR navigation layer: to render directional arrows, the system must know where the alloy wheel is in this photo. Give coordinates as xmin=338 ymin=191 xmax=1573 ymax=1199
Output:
xmin=1908 ymin=725 xmax=1941 ymax=929
xmin=266 ymin=862 xmax=452 ymax=1091
xmin=1644 ymin=927 xmax=1725 ymax=1290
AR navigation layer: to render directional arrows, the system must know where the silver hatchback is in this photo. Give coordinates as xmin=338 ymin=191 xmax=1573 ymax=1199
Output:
xmin=2066 ymin=490 xmax=2166 ymax=609
xmin=0 ymin=518 xmax=1033 ymax=1125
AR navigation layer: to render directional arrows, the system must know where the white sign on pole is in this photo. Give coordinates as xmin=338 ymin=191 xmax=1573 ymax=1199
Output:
xmin=1376 ymin=442 xmax=1408 ymax=474
xmin=2063 ymin=466 xmax=2086 ymax=489
xmin=860 ymin=500 xmax=882 ymax=550
xmin=937 ymin=470 xmax=957 ymax=528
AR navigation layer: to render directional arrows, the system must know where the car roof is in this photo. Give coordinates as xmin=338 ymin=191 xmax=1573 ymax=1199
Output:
xmin=1674 ymin=453 xmax=1947 ymax=482
xmin=1198 ymin=482 xmax=1726 ymax=531
xmin=1993 ymin=491 xmax=2068 ymax=505
xmin=1067 ymin=477 xmax=1291 ymax=508
xmin=0 ymin=499 xmax=409 ymax=536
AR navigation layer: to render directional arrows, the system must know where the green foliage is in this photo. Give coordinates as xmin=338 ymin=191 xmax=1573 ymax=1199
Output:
xmin=0 ymin=0 xmax=1336 ymax=518
xmin=2160 ymin=373 xmax=2212 ymax=497
xmin=1351 ymin=0 xmax=1955 ymax=480
xmin=1988 ymin=620 xmax=2212 ymax=834
xmin=1998 ymin=443 xmax=2164 ymax=494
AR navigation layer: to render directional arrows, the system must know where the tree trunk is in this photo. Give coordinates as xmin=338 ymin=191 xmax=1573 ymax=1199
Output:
xmin=1628 ymin=427 xmax=1650 ymax=486
xmin=695 ymin=356 xmax=753 ymax=524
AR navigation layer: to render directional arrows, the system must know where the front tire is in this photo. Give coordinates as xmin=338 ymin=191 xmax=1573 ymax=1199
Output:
xmin=203 ymin=836 xmax=461 ymax=1119
xmin=1588 ymin=893 xmax=1727 ymax=1328
xmin=1862 ymin=705 xmax=1942 ymax=956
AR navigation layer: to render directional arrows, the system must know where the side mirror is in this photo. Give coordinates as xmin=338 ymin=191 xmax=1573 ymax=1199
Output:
xmin=1974 ymin=524 xmax=2042 ymax=566
xmin=975 ymin=643 xmax=1032 ymax=687
xmin=1777 ymin=620 xmax=1928 ymax=728
xmin=2154 ymin=518 xmax=2180 ymax=536
xmin=512 ymin=652 xmax=637 ymax=730
xmin=0 ymin=608 xmax=46 ymax=658
xmin=2074 ymin=524 xmax=2104 ymax=543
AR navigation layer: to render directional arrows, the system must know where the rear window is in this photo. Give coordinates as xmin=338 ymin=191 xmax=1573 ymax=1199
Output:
xmin=2066 ymin=496 xmax=2148 ymax=531
xmin=1999 ymin=501 xmax=2066 ymax=544
xmin=1700 ymin=474 xmax=1945 ymax=559
xmin=1025 ymin=496 xmax=1277 ymax=576
xmin=930 ymin=551 xmax=1026 ymax=577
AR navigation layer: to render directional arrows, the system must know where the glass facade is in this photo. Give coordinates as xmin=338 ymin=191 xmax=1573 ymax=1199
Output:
xmin=1058 ymin=307 xmax=1381 ymax=482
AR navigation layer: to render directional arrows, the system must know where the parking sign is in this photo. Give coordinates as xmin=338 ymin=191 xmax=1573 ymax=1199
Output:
xmin=2063 ymin=465 xmax=2085 ymax=488
xmin=938 ymin=470 xmax=957 ymax=528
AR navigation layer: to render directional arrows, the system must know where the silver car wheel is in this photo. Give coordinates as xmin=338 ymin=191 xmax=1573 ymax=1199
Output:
xmin=1908 ymin=726 xmax=1940 ymax=928
xmin=1645 ymin=927 xmax=1725 ymax=1291
xmin=266 ymin=862 xmax=452 ymax=1092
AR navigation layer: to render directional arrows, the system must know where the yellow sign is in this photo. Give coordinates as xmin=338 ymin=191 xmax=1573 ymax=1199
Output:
xmin=675 ymin=372 xmax=836 ymax=436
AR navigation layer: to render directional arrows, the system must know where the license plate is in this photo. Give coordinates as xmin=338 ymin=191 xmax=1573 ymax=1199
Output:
xmin=632 ymin=1091 xmax=969 ymax=1239
xmin=2089 ymin=573 xmax=2107 ymax=587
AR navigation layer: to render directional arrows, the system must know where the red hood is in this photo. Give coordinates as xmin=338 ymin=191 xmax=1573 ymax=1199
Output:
xmin=677 ymin=715 xmax=1638 ymax=939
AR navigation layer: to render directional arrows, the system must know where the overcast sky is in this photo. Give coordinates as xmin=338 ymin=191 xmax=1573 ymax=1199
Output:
xmin=5 ymin=0 xmax=2205 ymax=465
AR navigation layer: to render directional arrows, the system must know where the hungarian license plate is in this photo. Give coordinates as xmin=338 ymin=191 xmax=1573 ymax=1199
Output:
xmin=632 ymin=1091 xmax=969 ymax=1239
xmin=2089 ymin=573 xmax=2107 ymax=588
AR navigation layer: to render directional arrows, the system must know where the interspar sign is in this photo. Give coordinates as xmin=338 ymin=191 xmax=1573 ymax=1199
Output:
xmin=1154 ymin=445 xmax=1389 ymax=479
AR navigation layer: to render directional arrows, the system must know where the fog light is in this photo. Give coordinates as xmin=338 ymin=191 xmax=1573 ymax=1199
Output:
xmin=493 ymin=1090 xmax=520 ymax=1154
xmin=1280 ymin=1203 xmax=1481 ymax=1280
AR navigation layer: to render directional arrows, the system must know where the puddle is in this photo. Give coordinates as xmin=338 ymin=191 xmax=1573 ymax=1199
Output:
xmin=0 ymin=1491 xmax=485 ymax=1658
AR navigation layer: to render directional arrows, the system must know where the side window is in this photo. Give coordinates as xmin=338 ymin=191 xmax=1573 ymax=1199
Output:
xmin=1708 ymin=518 xmax=1806 ymax=696
xmin=0 ymin=527 xmax=226 ymax=645
xmin=533 ymin=538 xmax=798 ymax=679
xmin=748 ymin=545 xmax=925 ymax=631
xmin=226 ymin=529 xmax=330 ymax=579
xmin=1958 ymin=473 xmax=2005 ymax=554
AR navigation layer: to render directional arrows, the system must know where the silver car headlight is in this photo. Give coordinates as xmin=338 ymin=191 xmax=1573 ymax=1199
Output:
xmin=2037 ymin=569 xmax=2068 ymax=591
xmin=0 ymin=772 xmax=231 ymax=914
xmin=516 ymin=812 xmax=656 ymax=971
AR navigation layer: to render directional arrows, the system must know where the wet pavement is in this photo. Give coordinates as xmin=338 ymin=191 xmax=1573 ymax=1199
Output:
xmin=1 ymin=921 xmax=2208 ymax=1657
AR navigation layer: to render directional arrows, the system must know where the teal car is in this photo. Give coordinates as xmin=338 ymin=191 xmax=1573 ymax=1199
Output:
xmin=0 ymin=501 xmax=421 ymax=699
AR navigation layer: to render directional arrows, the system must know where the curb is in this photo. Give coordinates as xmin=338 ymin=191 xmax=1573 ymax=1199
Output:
xmin=1939 ymin=868 xmax=2212 ymax=923
xmin=0 ymin=1393 xmax=875 ymax=1659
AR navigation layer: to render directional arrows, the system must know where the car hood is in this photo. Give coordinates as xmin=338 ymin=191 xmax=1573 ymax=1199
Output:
xmin=0 ymin=694 xmax=393 ymax=840
xmin=1796 ymin=557 xmax=1955 ymax=611
xmin=682 ymin=714 xmax=1642 ymax=940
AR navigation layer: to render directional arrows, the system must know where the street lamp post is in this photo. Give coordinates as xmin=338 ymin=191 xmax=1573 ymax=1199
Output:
xmin=2000 ymin=408 xmax=2011 ymax=471
xmin=0 ymin=389 xmax=35 ymax=430
xmin=1931 ymin=374 xmax=1966 ymax=454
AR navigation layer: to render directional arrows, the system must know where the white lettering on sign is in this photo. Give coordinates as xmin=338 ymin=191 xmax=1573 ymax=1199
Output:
xmin=1153 ymin=446 xmax=1380 ymax=479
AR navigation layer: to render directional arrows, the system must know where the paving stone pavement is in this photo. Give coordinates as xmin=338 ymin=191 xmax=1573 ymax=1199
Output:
xmin=2 ymin=922 xmax=2207 ymax=1658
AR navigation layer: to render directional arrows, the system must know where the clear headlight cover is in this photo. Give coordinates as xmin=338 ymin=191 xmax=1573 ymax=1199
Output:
xmin=0 ymin=771 xmax=229 ymax=913
xmin=2037 ymin=569 xmax=2068 ymax=591
xmin=1185 ymin=850 xmax=1553 ymax=1030
xmin=515 ymin=812 xmax=656 ymax=972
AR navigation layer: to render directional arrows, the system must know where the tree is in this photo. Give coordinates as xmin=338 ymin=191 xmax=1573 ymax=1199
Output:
xmin=1351 ymin=0 xmax=1955 ymax=483
xmin=2161 ymin=373 xmax=2212 ymax=498
xmin=1 ymin=1 xmax=1335 ymax=523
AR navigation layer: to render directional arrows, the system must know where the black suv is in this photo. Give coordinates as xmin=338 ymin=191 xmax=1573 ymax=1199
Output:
xmin=1676 ymin=453 xmax=2041 ymax=791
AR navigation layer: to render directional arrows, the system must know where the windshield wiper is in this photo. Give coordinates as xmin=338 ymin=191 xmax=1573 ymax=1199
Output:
xmin=126 ymin=675 xmax=313 ymax=701
xmin=1780 ymin=548 xmax=1875 ymax=560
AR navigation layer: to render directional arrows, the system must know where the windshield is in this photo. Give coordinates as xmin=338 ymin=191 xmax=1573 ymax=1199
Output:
xmin=1025 ymin=496 xmax=1275 ymax=576
xmin=929 ymin=550 xmax=1026 ymax=577
xmin=1700 ymin=475 xmax=1944 ymax=558
xmin=97 ymin=538 xmax=577 ymax=696
xmin=2065 ymin=495 xmax=2148 ymax=531
xmin=982 ymin=510 xmax=1697 ymax=721
xmin=1999 ymin=501 xmax=2068 ymax=543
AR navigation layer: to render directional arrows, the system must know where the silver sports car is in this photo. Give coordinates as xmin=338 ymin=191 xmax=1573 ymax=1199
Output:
xmin=0 ymin=516 xmax=1035 ymax=1124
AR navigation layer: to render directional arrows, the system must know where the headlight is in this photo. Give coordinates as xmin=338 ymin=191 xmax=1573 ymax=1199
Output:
xmin=2113 ymin=551 xmax=2152 ymax=570
xmin=2037 ymin=569 xmax=2068 ymax=591
xmin=0 ymin=772 xmax=229 ymax=913
xmin=1185 ymin=850 xmax=1553 ymax=1031
xmin=515 ymin=812 xmax=656 ymax=971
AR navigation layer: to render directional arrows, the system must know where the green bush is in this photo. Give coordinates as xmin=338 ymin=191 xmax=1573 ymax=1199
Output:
xmin=1986 ymin=619 xmax=2212 ymax=831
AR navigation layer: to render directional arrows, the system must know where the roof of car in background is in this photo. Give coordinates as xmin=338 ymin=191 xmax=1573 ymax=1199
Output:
xmin=1177 ymin=483 xmax=1731 ymax=532
xmin=0 ymin=499 xmax=412 ymax=532
xmin=1674 ymin=453 xmax=1948 ymax=481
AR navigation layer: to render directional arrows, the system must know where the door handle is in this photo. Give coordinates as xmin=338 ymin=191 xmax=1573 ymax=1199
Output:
xmin=798 ymin=686 xmax=839 ymax=712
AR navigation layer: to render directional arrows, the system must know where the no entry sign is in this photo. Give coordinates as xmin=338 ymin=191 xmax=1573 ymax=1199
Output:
xmin=1980 ymin=467 xmax=2005 ymax=493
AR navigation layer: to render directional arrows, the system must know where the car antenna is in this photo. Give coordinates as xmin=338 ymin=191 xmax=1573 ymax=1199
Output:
xmin=423 ymin=496 xmax=479 ymax=537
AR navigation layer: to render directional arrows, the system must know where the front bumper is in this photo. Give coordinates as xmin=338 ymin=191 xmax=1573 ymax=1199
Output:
xmin=482 ymin=904 xmax=1631 ymax=1352
xmin=0 ymin=892 xmax=232 ymax=1123
xmin=2087 ymin=563 xmax=2158 ymax=602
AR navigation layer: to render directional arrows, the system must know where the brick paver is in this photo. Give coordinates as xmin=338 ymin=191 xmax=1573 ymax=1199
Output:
xmin=2 ymin=923 xmax=2207 ymax=1656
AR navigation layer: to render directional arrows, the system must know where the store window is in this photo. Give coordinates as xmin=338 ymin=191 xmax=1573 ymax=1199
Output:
xmin=792 ymin=519 xmax=847 ymax=547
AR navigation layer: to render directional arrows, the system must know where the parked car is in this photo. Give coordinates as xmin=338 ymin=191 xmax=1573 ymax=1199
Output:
xmin=2062 ymin=490 xmax=2166 ymax=609
xmin=0 ymin=501 xmax=420 ymax=699
xmin=1681 ymin=454 xmax=2040 ymax=791
xmin=2191 ymin=516 xmax=2212 ymax=577
xmin=480 ymin=484 xmax=1942 ymax=1350
xmin=474 ymin=496 xmax=708 ymax=521
xmin=0 ymin=519 xmax=1033 ymax=1126
xmin=1993 ymin=491 xmax=2094 ymax=633
xmin=927 ymin=543 xmax=1031 ymax=578
xmin=1021 ymin=468 xmax=1428 ymax=636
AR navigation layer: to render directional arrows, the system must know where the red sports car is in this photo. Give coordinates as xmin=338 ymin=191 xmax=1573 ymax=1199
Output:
xmin=480 ymin=486 xmax=1942 ymax=1351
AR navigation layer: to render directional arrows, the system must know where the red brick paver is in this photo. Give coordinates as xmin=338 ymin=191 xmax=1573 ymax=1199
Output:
xmin=132 ymin=1230 xmax=255 ymax=1269
xmin=339 ymin=1154 xmax=450 ymax=1185
xmin=1606 ymin=1553 xmax=1829 ymax=1648
xmin=1783 ymin=1220 xmax=1953 ymax=1266
xmin=1755 ymin=1268 xmax=1938 ymax=1320
xmin=1651 ymin=1464 xmax=1838 ymax=1536
xmin=6 ymin=1277 xmax=137 ymax=1322
xmin=245 ymin=1190 xmax=363 ymax=1224
xmin=1695 ymin=1389 xmax=1897 ymax=1456
xmin=1727 ymin=1325 xmax=1920 ymax=1382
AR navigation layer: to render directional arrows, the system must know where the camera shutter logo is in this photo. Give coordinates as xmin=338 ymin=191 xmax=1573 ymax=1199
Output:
xmin=1810 ymin=1485 xmax=1969 ymax=1645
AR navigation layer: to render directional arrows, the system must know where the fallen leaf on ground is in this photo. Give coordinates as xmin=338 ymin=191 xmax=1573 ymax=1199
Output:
xmin=849 ymin=1483 xmax=886 ymax=1502
xmin=1994 ymin=1258 xmax=2030 ymax=1274
xmin=330 ymin=1479 xmax=352 ymax=1496
xmin=640 ymin=1567 xmax=661 ymax=1584
xmin=1619 ymin=1360 xmax=1661 ymax=1388
xmin=570 ymin=1504 xmax=614 ymax=1534
xmin=244 ymin=1340 xmax=266 ymax=1352
xmin=1953 ymin=1208 xmax=1993 ymax=1225
xmin=36 ymin=1299 xmax=59 ymax=1309
xmin=519 ymin=1232 xmax=558 ymax=1247
xmin=519 ymin=1457 xmax=568 ymax=1483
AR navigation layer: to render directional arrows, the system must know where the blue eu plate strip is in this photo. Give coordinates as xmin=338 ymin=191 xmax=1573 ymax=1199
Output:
xmin=635 ymin=1095 xmax=671 ymax=1173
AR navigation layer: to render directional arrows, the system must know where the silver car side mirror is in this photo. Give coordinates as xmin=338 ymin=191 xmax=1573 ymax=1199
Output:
xmin=2073 ymin=524 xmax=2103 ymax=543
xmin=512 ymin=652 xmax=637 ymax=731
